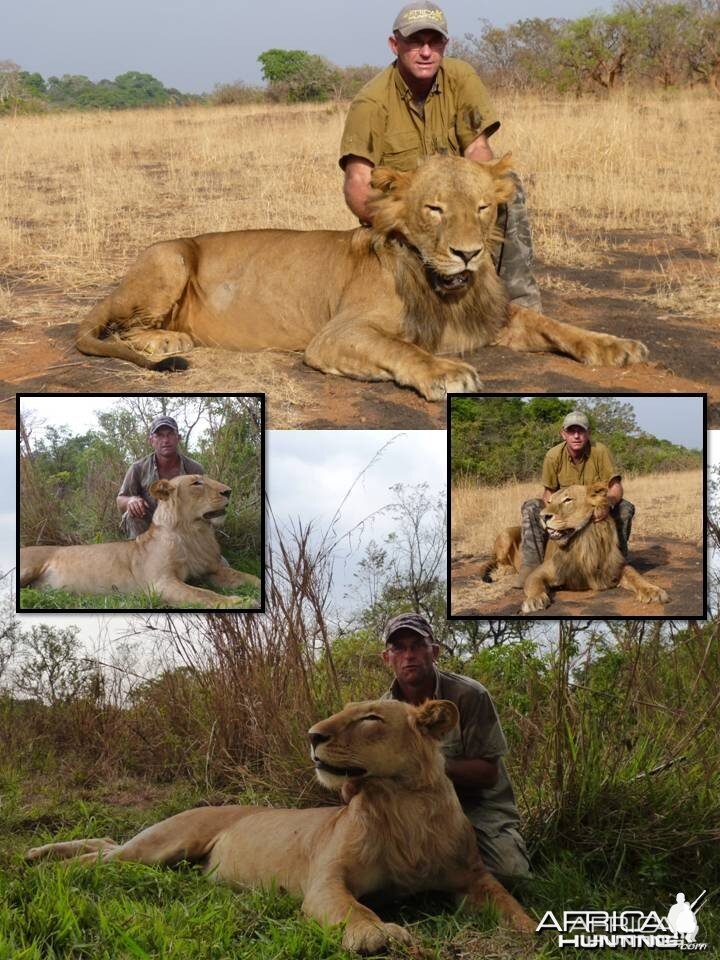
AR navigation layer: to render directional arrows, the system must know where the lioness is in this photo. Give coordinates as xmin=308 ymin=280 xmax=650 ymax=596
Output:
xmin=479 ymin=482 xmax=669 ymax=614
xmin=20 ymin=475 xmax=260 ymax=609
xmin=76 ymin=155 xmax=649 ymax=400
xmin=26 ymin=699 xmax=535 ymax=953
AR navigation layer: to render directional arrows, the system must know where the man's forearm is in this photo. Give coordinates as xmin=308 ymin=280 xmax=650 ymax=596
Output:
xmin=445 ymin=756 xmax=499 ymax=789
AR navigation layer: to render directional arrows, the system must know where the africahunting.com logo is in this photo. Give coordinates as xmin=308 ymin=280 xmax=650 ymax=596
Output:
xmin=537 ymin=890 xmax=709 ymax=950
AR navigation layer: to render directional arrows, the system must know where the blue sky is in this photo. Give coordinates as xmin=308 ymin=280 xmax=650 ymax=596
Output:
xmin=6 ymin=0 xmax=613 ymax=93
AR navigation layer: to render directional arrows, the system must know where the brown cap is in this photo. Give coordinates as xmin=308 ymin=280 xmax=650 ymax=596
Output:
xmin=149 ymin=415 xmax=179 ymax=435
xmin=562 ymin=411 xmax=590 ymax=431
xmin=383 ymin=612 xmax=435 ymax=644
xmin=393 ymin=3 xmax=448 ymax=39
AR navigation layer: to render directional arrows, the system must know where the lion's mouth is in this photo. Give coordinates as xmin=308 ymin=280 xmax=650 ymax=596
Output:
xmin=203 ymin=508 xmax=227 ymax=520
xmin=313 ymin=759 xmax=367 ymax=779
xmin=427 ymin=268 xmax=473 ymax=294
xmin=547 ymin=528 xmax=575 ymax=543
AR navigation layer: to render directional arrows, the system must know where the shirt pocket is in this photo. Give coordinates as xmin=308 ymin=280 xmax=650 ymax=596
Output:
xmin=380 ymin=129 xmax=421 ymax=171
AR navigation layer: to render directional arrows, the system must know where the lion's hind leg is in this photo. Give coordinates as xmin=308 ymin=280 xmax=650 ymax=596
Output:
xmin=76 ymin=240 xmax=196 ymax=371
xmin=480 ymin=526 xmax=521 ymax=582
xmin=496 ymin=305 xmax=649 ymax=368
xmin=619 ymin=565 xmax=669 ymax=604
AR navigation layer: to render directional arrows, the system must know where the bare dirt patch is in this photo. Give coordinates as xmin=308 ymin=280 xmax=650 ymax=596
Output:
xmin=451 ymin=534 xmax=704 ymax=618
xmin=1 ymin=231 xmax=717 ymax=429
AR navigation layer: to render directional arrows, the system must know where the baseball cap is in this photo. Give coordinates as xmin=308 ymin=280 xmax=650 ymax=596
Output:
xmin=393 ymin=3 xmax=449 ymax=38
xmin=383 ymin=612 xmax=435 ymax=644
xmin=149 ymin=415 xmax=179 ymax=435
xmin=562 ymin=411 xmax=590 ymax=431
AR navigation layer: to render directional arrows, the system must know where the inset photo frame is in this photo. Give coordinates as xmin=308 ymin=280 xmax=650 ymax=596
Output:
xmin=17 ymin=393 xmax=265 ymax=613
xmin=447 ymin=393 xmax=706 ymax=620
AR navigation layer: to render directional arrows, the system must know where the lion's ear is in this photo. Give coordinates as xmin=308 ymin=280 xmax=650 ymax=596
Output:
xmin=371 ymin=166 xmax=412 ymax=194
xmin=414 ymin=700 xmax=459 ymax=740
xmin=588 ymin=481 xmax=609 ymax=503
xmin=488 ymin=153 xmax=516 ymax=205
xmin=150 ymin=479 xmax=173 ymax=500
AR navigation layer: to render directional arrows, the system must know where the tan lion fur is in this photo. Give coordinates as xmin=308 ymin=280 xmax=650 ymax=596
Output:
xmin=75 ymin=155 xmax=649 ymax=401
xmin=19 ymin=475 xmax=260 ymax=608
xmin=26 ymin=698 xmax=536 ymax=954
xmin=479 ymin=482 xmax=669 ymax=613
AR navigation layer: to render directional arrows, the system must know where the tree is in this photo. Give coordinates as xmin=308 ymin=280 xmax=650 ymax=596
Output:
xmin=257 ymin=48 xmax=340 ymax=102
xmin=557 ymin=11 xmax=645 ymax=91
xmin=686 ymin=0 xmax=720 ymax=95
xmin=13 ymin=624 xmax=98 ymax=705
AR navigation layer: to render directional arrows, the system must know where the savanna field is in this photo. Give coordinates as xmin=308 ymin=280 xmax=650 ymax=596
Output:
xmin=1 ymin=93 xmax=719 ymax=956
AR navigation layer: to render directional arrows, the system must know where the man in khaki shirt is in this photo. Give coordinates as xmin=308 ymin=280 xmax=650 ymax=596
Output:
xmin=516 ymin=410 xmax=635 ymax=584
xmin=378 ymin=613 xmax=531 ymax=883
xmin=339 ymin=2 xmax=541 ymax=309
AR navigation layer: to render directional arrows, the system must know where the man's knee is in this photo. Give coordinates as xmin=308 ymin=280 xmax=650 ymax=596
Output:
xmin=474 ymin=826 xmax=532 ymax=882
xmin=613 ymin=499 xmax=635 ymax=522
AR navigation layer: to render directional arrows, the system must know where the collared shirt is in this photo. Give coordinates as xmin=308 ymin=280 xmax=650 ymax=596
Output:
xmin=339 ymin=58 xmax=500 ymax=172
xmin=118 ymin=451 xmax=205 ymax=524
xmin=541 ymin=440 xmax=621 ymax=491
xmin=382 ymin=667 xmax=520 ymax=833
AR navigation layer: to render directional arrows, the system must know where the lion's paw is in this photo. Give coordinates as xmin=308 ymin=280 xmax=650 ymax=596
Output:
xmin=343 ymin=920 xmax=414 ymax=954
xmin=637 ymin=585 xmax=669 ymax=604
xmin=520 ymin=592 xmax=550 ymax=613
xmin=584 ymin=336 xmax=649 ymax=368
xmin=124 ymin=330 xmax=194 ymax=358
xmin=421 ymin=359 xmax=483 ymax=401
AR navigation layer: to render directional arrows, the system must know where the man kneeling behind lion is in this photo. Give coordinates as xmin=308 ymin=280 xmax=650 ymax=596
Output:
xmin=26 ymin=698 xmax=536 ymax=953
xmin=20 ymin=474 xmax=260 ymax=609
xmin=480 ymin=481 xmax=669 ymax=614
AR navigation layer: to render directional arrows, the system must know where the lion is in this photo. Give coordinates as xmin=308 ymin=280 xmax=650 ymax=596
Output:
xmin=26 ymin=698 xmax=535 ymax=953
xmin=19 ymin=475 xmax=260 ymax=609
xmin=478 ymin=482 xmax=669 ymax=614
xmin=75 ymin=155 xmax=649 ymax=401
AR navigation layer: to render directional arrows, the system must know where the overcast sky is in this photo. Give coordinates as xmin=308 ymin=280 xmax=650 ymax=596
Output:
xmin=7 ymin=0 xmax=613 ymax=94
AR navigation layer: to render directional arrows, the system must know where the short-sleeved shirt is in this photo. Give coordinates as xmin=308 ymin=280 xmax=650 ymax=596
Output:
xmin=382 ymin=668 xmax=520 ymax=833
xmin=118 ymin=451 xmax=205 ymax=526
xmin=541 ymin=440 xmax=620 ymax=492
xmin=339 ymin=58 xmax=500 ymax=172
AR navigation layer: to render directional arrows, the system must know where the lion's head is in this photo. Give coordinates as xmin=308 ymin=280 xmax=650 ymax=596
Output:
xmin=540 ymin=482 xmax=610 ymax=547
xmin=369 ymin=154 xmax=515 ymax=298
xmin=308 ymin=698 xmax=458 ymax=789
xmin=149 ymin=475 xmax=232 ymax=530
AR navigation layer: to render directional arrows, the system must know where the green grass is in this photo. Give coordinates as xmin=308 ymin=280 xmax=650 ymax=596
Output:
xmin=1 ymin=779 xmax=717 ymax=960
xmin=19 ymin=580 xmax=261 ymax=611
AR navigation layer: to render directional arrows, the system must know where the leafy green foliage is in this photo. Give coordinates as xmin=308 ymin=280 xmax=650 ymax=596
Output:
xmin=450 ymin=396 xmax=701 ymax=484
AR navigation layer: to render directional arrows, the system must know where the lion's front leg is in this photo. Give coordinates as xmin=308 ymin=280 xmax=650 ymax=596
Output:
xmin=206 ymin=566 xmax=261 ymax=590
xmin=461 ymin=870 xmax=536 ymax=935
xmin=304 ymin=316 xmax=482 ymax=401
xmin=520 ymin=565 xmax=554 ymax=613
xmin=153 ymin=577 xmax=253 ymax=609
xmin=496 ymin=305 xmax=649 ymax=368
xmin=302 ymin=879 xmax=414 ymax=954
xmin=619 ymin=565 xmax=669 ymax=604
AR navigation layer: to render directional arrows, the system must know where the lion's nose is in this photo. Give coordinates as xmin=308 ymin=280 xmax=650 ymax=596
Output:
xmin=309 ymin=731 xmax=330 ymax=748
xmin=221 ymin=487 xmax=231 ymax=499
xmin=450 ymin=247 xmax=481 ymax=264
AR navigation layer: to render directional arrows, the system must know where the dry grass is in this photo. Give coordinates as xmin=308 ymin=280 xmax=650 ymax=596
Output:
xmin=451 ymin=469 xmax=704 ymax=560
xmin=1 ymin=91 xmax=718 ymax=302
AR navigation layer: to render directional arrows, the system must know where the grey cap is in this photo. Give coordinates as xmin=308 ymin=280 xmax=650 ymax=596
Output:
xmin=393 ymin=3 xmax=449 ymax=38
xmin=383 ymin=612 xmax=435 ymax=644
xmin=562 ymin=411 xmax=590 ymax=431
xmin=149 ymin=415 xmax=179 ymax=435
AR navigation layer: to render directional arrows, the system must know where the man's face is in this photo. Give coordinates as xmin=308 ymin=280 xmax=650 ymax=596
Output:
xmin=561 ymin=425 xmax=590 ymax=455
xmin=388 ymin=30 xmax=447 ymax=84
xmin=382 ymin=628 xmax=438 ymax=685
xmin=150 ymin=426 xmax=180 ymax=457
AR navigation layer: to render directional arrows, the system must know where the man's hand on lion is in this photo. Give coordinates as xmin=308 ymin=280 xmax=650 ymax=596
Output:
xmin=126 ymin=496 xmax=149 ymax=518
